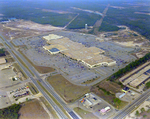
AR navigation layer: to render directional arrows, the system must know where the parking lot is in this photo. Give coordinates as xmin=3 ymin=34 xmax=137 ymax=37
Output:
xmin=8 ymin=85 xmax=31 ymax=103
xmin=0 ymin=90 xmax=11 ymax=109
xmin=11 ymin=31 xmax=137 ymax=85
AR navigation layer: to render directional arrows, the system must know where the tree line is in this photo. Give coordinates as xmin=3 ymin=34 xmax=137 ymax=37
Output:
xmin=108 ymin=52 xmax=150 ymax=82
xmin=0 ymin=104 xmax=21 ymax=119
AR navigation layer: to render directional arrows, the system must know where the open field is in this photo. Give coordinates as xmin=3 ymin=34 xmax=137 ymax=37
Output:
xmin=34 ymin=65 xmax=55 ymax=74
xmin=47 ymin=74 xmax=90 ymax=102
xmin=74 ymin=107 xmax=98 ymax=119
xmin=18 ymin=99 xmax=49 ymax=119
xmin=91 ymin=80 xmax=128 ymax=109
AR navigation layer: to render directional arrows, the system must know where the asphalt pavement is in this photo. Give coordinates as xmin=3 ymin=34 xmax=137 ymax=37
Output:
xmin=0 ymin=35 xmax=70 ymax=119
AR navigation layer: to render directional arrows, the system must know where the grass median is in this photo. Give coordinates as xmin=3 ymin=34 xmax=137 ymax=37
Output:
xmin=26 ymin=82 xmax=39 ymax=95
xmin=37 ymin=80 xmax=71 ymax=119
xmin=12 ymin=51 xmax=34 ymax=76
xmin=39 ymin=97 xmax=59 ymax=119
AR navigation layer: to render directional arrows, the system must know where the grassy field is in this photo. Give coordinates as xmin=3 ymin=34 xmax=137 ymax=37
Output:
xmin=91 ymin=80 xmax=128 ymax=109
xmin=74 ymin=107 xmax=98 ymax=119
xmin=39 ymin=97 xmax=59 ymax=119
xmin=18 ymin=99 xmax=49 ymax=119
xmin=18 ymin=49 xmax=55 ymax=74
xmin=26 ymin=82 xmax=39 ymax=95
xmin=34 ymin=65 xmax=55 ymax=74
xmin=47 ymin=74 xmax=90 ymax=103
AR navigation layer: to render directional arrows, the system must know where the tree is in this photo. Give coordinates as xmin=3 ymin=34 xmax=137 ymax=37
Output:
xmin=135 ymin=110 xmax=140 ymax=116
xmin=113 ymin=98 xmax=121 ymax=105
xmin=141 ymin=107 xmax=145 ymax=113
xmin=145 ymin=81 xmax=150 ymax=89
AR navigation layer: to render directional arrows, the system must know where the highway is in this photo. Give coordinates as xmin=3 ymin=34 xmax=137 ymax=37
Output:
xmin=113 ymin=88 xmax=150 ymax=119
xmin=0 ymin=35 xmax=80 ymax=119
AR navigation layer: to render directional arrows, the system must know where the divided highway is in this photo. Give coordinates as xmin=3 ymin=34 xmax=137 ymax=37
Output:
xmin=0 ymin=35 xmax=80 ymax=119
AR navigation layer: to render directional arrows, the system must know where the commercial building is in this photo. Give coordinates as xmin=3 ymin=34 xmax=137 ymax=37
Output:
xmin=130 ymin=73 xmax=149 ymax=88
xmin=0 ymin=58 xmax=6 ymax=65
xmin=100 ymin=106 xmax=111 ymax=115
xmin=43 ymin=34 xmax=116 ymax=68
xmin=120 ymin=64 xmax=150 ymax=88
xmin=43 ymin=34 xmax=63 ymax=41
xmin=81 ymin=93 xmax=101 ymax=108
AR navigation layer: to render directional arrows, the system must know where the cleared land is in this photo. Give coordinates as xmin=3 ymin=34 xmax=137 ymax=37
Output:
xmin=74 ymin=107 xmax=98 ymax=119
xmin=18 ymin=99 xmax=49 ymax=119
xmin=34 ymin=65 xmax=55 ymax=74
xmin=47 ymin=74 xmax=90 ymax=102
xmin=91 ymin=80 xmax=128 ymax=109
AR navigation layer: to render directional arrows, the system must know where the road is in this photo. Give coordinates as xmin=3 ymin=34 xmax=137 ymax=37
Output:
xmin=0 ymin=35 xmax=80 ymax=119
xmin=93 ymin=4 xmax=110 ymax=34
xmin=113 ymin=88 xmax=150 ymax=119
xmin=64 ymin=13 xmax=79 ymax=29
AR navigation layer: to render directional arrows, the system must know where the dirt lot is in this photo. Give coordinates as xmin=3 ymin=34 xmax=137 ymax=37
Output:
xmin=18 ymin=99 xmax=49 ymax=119
xmin=47 ymin=74 xmax=90 ymax=103
xmin=34 ymin=65 xmax=55 ymax=74
xmin=91 ymin=80 xmax=128 ymax=109
xmin=0 ymin=19 xmax=62 ymax=40
xmin=97 ymin=80 xmax=122 ymax=94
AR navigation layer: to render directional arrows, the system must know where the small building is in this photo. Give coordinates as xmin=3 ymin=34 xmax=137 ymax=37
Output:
xmin=105 ymin=106 xmax=111 ymax=112
xmin=0 ymin=58 xmax=6 ymax=65
xmin=83 ymin=99 xmax=93 ymax=108
xmin=122 ymin=87 xmax=130 ymax=93
xmin=119 ymin=93 xmax=125 ymax=99
xmin=100 ymin=109 xmax=106 ymax=115
xmin=100 ymin=106 xmax=111 ymax=115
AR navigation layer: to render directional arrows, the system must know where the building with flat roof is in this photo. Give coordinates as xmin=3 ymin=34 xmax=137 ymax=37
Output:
xmin=43 ymin=34 xmax=116 ymax=68
xmin=0 ymin=58 xmax=6 ymax=65
xmin=130 ymin=73 xmax=150 ymax=87
xmin=43 ymin=34 xmax=63 ymax=41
